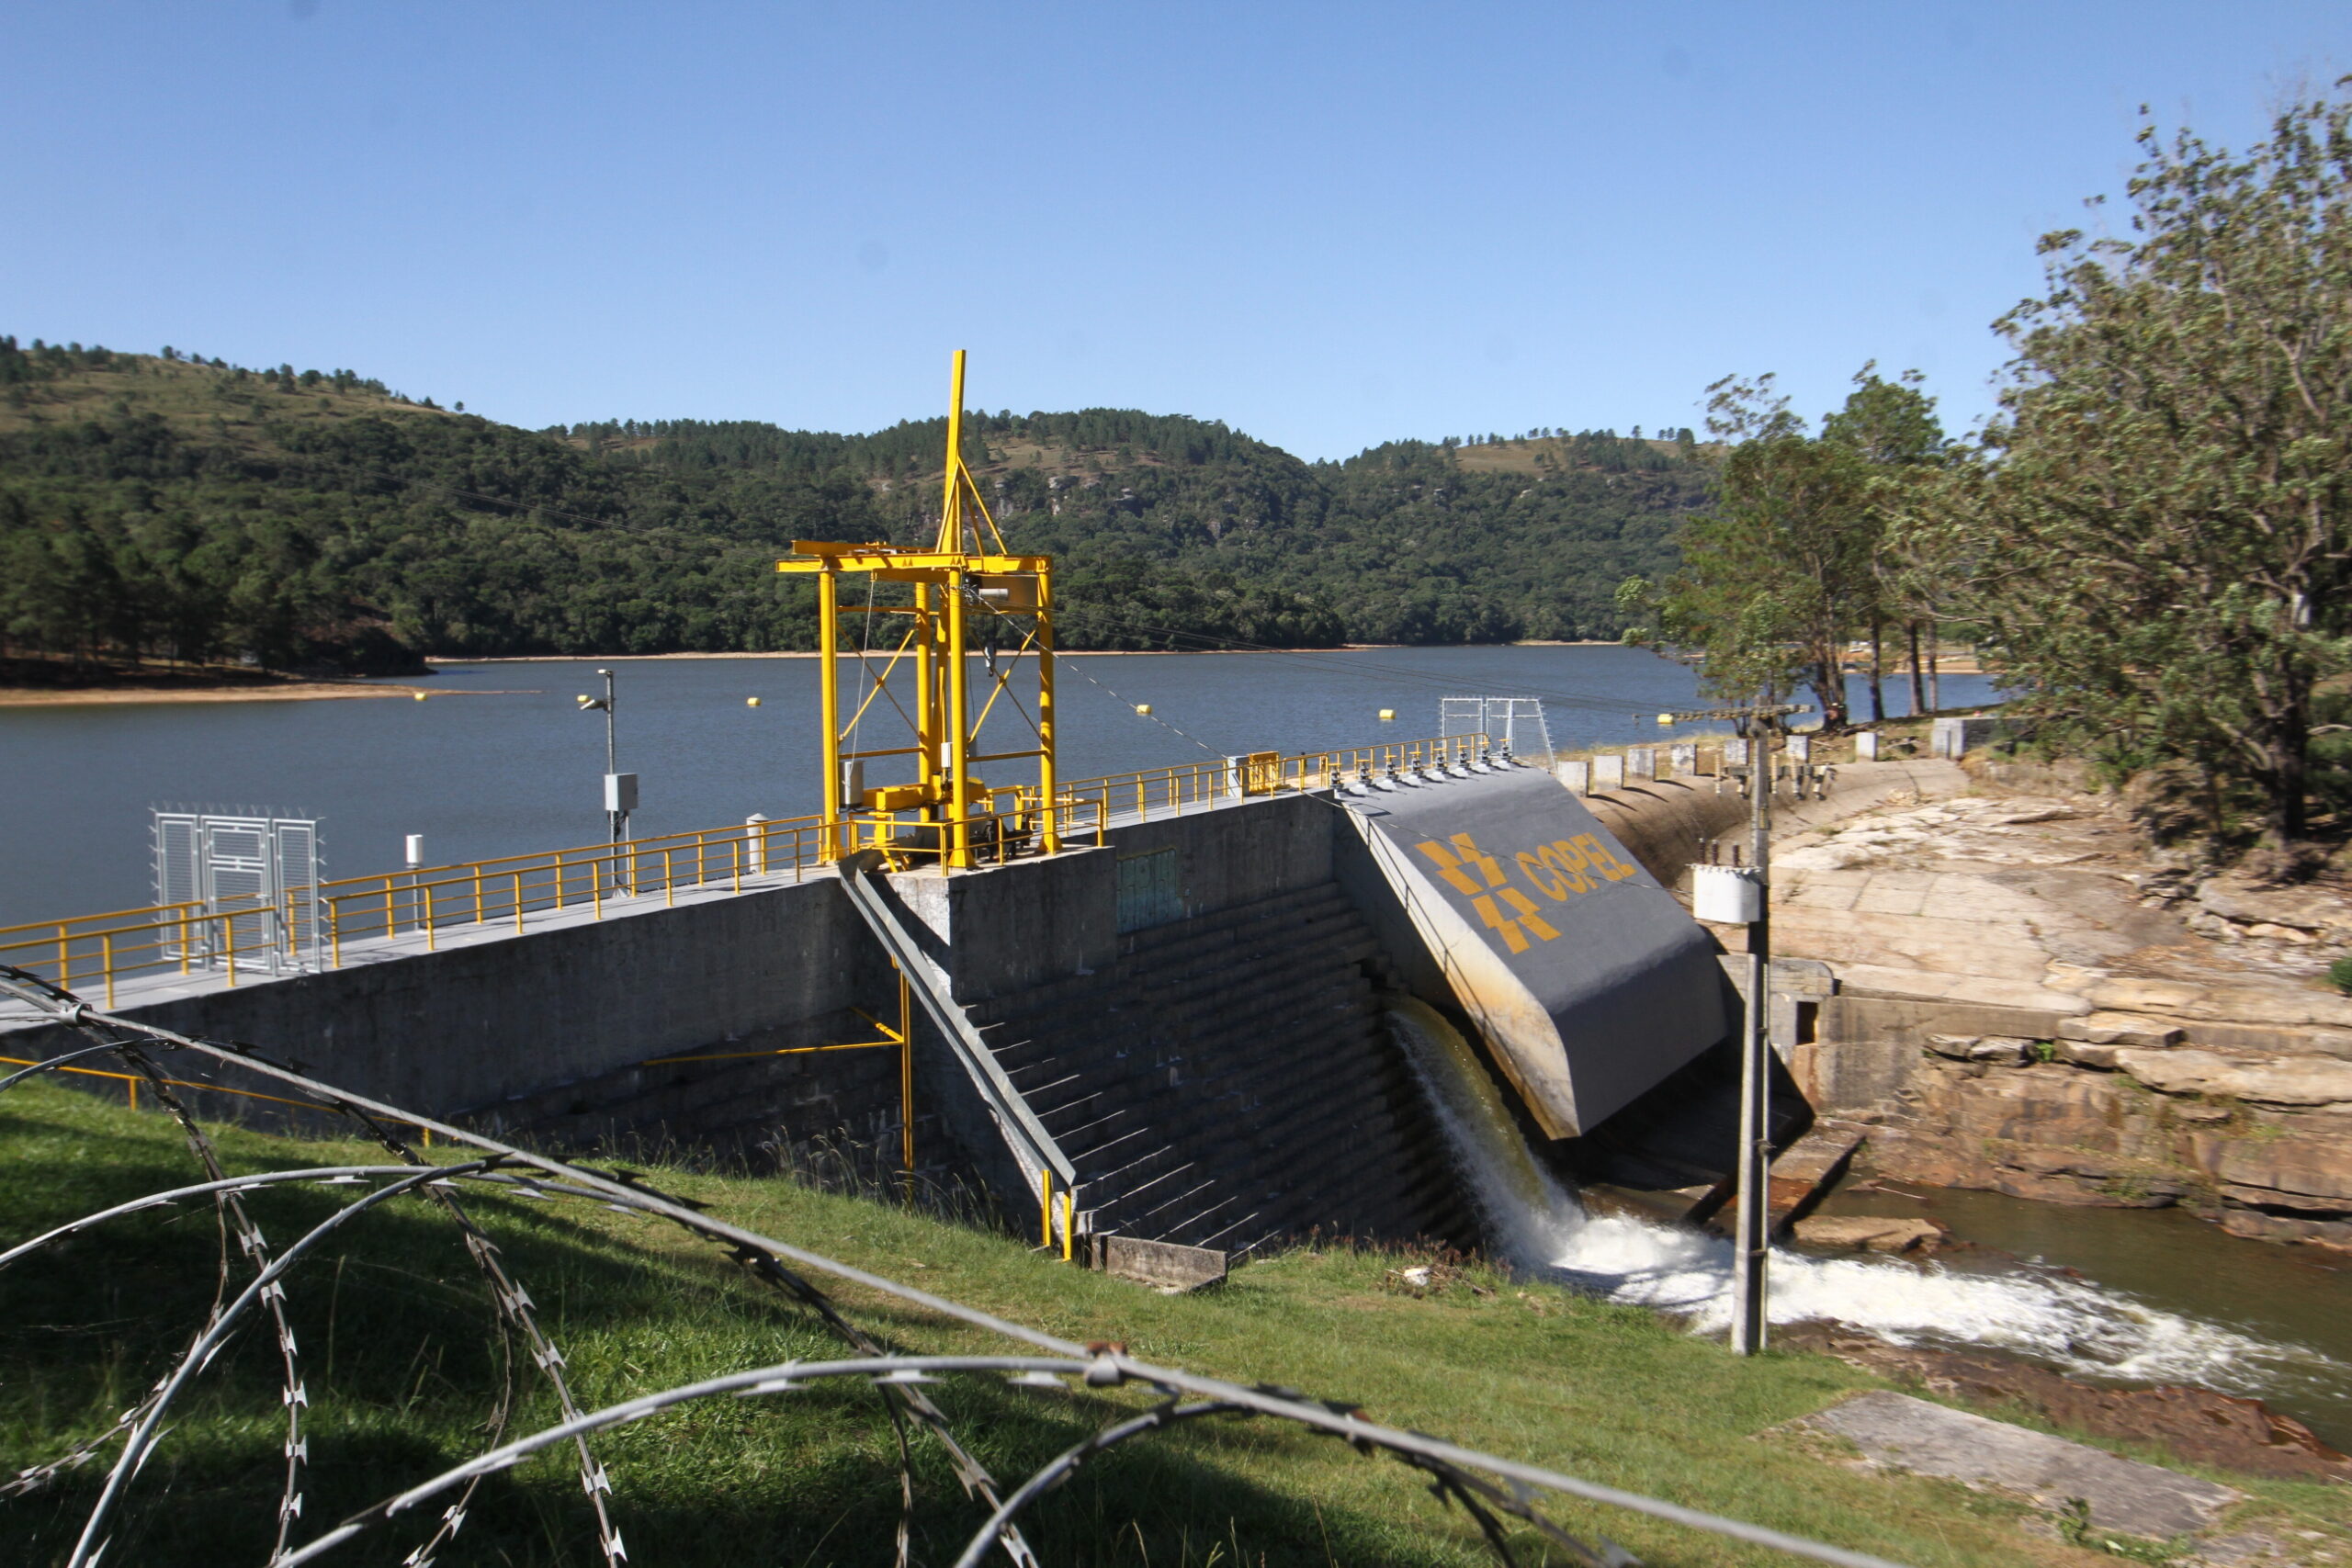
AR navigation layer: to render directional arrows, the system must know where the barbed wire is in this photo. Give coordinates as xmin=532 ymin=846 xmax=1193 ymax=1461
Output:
xmin=0 ymin=967 xmax=1911 ymax=1568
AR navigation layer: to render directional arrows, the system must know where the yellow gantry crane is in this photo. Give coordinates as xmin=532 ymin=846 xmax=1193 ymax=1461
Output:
xmin=776 ymin=353 xmax=1060 ymax=870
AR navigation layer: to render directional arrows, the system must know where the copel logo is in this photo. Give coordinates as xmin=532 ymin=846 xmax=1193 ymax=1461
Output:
xmin=1412 ymin=831 xmax=1641 ymax=953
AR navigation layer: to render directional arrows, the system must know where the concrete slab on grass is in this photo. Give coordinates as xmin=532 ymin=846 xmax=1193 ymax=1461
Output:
xmin=1091 ymin=1235 xmax=1227 ymax=1292
xmin=1800 ymin=1391 xmax=2242 ymax=1540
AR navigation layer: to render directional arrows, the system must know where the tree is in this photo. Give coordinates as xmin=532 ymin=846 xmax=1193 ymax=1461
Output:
xmin=1951 ymin=85 xmax=2352 ymax=847
xmin=1821 ymin=363 xmax=1949 ymax=719
xmin=1645 ymin=374 xmax=1873 ymax=729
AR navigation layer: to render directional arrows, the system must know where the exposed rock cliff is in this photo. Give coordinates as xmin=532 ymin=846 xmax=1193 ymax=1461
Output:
xmin=1673 ymin=763 xmax=2352 ymax=1252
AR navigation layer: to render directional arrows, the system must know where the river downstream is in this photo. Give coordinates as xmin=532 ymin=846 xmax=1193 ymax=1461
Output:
xmin=1389 ymin=1003 xmax=2352 ymax=1453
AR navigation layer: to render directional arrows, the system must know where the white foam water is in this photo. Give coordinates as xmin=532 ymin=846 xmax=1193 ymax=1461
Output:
xmin=1387 ymin=1004 xmax=2345 ymax=1403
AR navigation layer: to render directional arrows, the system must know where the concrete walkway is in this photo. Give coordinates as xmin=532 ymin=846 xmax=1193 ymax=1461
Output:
xmin=1799 ymin=1390 xmax=2243 ymax=1541
xmin=0 ymin=784 xmax=1283 ymax=1039
xmin=0 ymin=863 xmax=820 ymax=1035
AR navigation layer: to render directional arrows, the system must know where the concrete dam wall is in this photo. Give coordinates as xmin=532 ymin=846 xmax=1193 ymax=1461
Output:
xmin=10 ymin=765 xmax=1738 ymax=1255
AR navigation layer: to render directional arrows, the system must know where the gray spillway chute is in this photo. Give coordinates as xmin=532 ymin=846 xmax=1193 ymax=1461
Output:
xmin=1341 ymin=765 xmax=1727 ymax=1139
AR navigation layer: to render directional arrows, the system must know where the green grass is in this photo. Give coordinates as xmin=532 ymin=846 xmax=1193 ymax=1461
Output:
xmin=0 ymin=352 xmax=451 ymax=452
xmin=4 ymin=1084 xmax=2345 ymax=1567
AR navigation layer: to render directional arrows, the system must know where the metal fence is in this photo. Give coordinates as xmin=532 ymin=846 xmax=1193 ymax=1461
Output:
xmin=0 ymin=899 xmax=298 ymax=1009
xmin=2 ymin=733 xmax=1499 ymax=1001
xmin=316 ymin=814 xmax=833 ymax=963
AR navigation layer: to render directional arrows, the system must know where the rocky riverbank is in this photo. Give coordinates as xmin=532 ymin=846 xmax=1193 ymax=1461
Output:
xmin=1695 ymin=765 xmax=2352 ymax=1252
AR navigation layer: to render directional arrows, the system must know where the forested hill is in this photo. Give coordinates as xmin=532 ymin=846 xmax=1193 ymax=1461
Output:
xmin=0 ymin=336 xmax=1710 ymax=671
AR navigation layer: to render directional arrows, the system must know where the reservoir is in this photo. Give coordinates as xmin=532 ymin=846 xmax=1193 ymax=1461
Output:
xmin=0 ymin=645 xmax=1994 ymax=928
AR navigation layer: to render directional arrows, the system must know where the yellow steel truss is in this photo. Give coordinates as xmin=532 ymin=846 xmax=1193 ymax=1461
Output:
xmin=776 ymin=353 xmax=1059 ymax=870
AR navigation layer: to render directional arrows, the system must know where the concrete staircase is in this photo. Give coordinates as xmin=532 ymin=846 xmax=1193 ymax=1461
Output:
xmin=966 ymin=882 xmax=1468 ymax=1257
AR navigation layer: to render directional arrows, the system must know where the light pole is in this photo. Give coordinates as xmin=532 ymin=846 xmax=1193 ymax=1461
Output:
xmin=576 ymin=668 xmax=634 ymax=852
xmin=1730 ymin=709 xmax=1774 ymax=1356
xmin=1663 ymin=696 xmax=1809 ymax=1356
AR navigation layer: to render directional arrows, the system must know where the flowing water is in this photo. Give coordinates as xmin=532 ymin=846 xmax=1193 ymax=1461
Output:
xmin=1387 ymin=1004 xmax=2352 ymax=1450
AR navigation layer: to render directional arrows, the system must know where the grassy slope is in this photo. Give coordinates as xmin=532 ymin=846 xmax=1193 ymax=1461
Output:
xmin=1450 ymin=437 xmax=1688 ymax=478
xmin=0 ymin=355 xmax=454 ymax=452
xmin=6 ymin=1089 xmax=2342 ymax=1567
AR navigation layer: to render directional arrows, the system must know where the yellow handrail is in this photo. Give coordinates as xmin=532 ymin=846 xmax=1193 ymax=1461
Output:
xmin=0 ymin=901 xmax=289 ymax=1008
xmin=1 ymin=734 xmax=1497 ymax=1000
xmin=319 ymin=816 xmax=831 ymax=951
xmin=0 ymin=899 xmax=207 ymax=942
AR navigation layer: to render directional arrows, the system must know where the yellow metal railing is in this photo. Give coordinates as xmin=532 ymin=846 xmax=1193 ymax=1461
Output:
xmin=1015 ymin=732 xmax=1493 ymax=841
xmin=0 ymin=1049 xmax=442 ymax=1140
xmin=2 ymin=734 xmax=1500 ymax=998
xmin=0 ymin=897 xmax=299 ymax=1009
xmin=316 ymin=815 xmax=831 ymax=963
xmin=830 ymin=733 xmax=1491 ymax=866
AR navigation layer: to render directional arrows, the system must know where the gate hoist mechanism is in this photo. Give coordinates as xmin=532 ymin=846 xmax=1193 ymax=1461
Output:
xmin=777 ymin=353 xmax=1059 ymax=871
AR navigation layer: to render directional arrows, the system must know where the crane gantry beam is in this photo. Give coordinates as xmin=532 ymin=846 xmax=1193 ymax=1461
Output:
xmin=776 ymin=353 xmax=1059 ymax=871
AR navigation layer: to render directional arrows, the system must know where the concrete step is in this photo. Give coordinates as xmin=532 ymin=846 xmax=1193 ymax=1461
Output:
xmin=1127 ymin=907 xmax=1368 ymax=990
xmin=1118 ymin=895 xmax=1358 ymax=977
xmin=1157 ymin=982 xmax=1376 ymax=1079
xmin=1119 ymin=884 xmax=1340 ymax=951
xmin=939 ymin=878 xmax=1464 ymax=1255
xmin=1132 ymin=919 xmax=1378 ymax=1002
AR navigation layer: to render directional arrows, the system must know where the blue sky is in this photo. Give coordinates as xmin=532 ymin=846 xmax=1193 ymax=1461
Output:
xmin=5 ymin=3 xmax=2345 ymax=459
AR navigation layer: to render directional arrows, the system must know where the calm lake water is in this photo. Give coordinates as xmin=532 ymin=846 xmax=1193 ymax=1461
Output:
xmin=0 ymin=646 xmax=1995 ymax=927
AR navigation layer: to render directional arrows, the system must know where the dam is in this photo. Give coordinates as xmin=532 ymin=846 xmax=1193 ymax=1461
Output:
xmin=0 ymin=734 xmax=1744 ymax=1265
xmin=0 ymin=366 xmax=1783 ymax=1271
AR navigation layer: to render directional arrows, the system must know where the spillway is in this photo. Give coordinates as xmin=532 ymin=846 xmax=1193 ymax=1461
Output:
xmin=1384 ymin=994 xmax=2342 ymax=1410
xmin=1336 ymin=765 xmax=1728 ymax=1139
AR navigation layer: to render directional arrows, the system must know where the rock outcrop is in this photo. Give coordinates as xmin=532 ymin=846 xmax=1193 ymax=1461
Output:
xmin=1671 ymin=768 xmax=2352 ymax=1253
xmin=1779 ymin=1323 xmax=2352 ymax=1484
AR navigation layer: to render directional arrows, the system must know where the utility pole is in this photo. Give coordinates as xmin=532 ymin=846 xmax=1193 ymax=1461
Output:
xmin=1661 ymin=698 xmax=1808 ymax=1355
xmin=1731 ymin=711 xmax=1774 ymax=1355
xmin=577 ymin=667 xmax=634 ymax=852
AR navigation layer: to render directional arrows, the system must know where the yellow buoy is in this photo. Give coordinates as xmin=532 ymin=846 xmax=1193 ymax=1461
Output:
xmin=413 ymin=692 xmax=429 ymax=702
xmin=1134 ymin=704 xmax=1151 ymax=716
xmin=1657 ymin=713 xmax=1675 ymax=726
xmin=746 ymin=696 xmax=762 ymax=707
xmin=1378 ymin=708 xmax=1396 ymax=721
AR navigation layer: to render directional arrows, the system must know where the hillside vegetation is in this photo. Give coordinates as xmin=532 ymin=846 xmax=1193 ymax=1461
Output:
xmin=0 ymin=337 xmax=1706 ymax=671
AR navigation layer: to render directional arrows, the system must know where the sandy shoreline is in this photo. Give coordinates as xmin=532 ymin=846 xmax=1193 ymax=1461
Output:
xmin=424 ymin=640 xmax=1627 ymax=665
xmin=0 ymin=682 xmax=533 ymax=708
